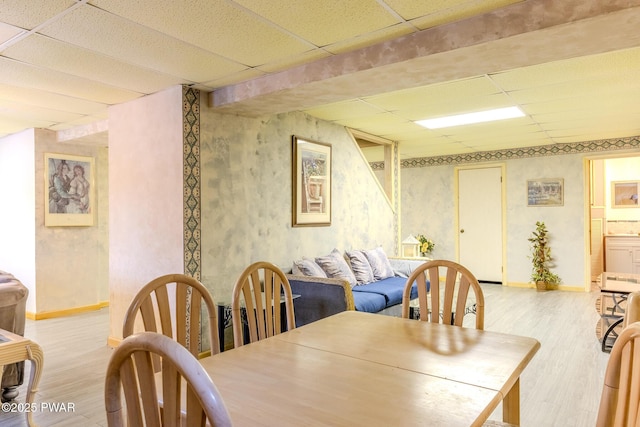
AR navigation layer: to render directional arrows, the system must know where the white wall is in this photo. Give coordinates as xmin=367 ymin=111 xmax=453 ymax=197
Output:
xmin=0 ymin=129 xmax=36 ymax=311
xmin=34 ymin=129 xmax=109 ymax=315
xmin=108 ymin=86 xmax=184 ymax=341
xmin=0 ymin=128 xmax=108 ymax=315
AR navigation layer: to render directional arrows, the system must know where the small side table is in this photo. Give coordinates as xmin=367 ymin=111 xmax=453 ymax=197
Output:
xmin=0 ymin=329 xmax=43 ymax=426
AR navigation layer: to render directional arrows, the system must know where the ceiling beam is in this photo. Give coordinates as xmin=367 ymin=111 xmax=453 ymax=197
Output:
xmin=209 ymin=0 xmax=640 ymax=117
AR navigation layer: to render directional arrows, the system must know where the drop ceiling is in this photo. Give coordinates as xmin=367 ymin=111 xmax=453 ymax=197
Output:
xmin=1 ymin=0 xmax=640 ymax=159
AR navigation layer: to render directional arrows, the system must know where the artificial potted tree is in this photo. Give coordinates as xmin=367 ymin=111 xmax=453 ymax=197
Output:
xmin=528 ymin=221 xmax=561 ymax=291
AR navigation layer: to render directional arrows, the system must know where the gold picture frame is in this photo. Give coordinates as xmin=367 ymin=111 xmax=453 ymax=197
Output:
xmin=612 ymin=180 xmax=640 ymax=208
xmin=44 ymin=153 xmax=95 ymax=226
xmin=292 ymin=136 xmax=331 ymax=227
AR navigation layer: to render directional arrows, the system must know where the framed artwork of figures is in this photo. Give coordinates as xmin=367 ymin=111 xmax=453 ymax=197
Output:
xmin=292 ymin=136 xmax=331 ymax=227
xmin=44 ymin=153 xmax=95 ymax=226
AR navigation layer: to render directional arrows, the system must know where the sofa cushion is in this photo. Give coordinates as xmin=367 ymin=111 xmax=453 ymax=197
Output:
xmin=363 ymin=247 xmax=394 ymax=280
xmin=352 ymin=276 xmax=425 ymax=307
xmin=352 ymin=291 xmax=387 ymax=313
xmin=345 ymin=250 xmax=375 ymax=285
xmin=315 ymin=249 xmax=357 ymax=287
xmin=292 ymin=258 xmax=327 ymax=278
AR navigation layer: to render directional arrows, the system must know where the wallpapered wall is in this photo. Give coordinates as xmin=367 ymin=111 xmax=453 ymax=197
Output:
xmin=400 ymin=154 xmax=586 ymax=288
xmin=198 ymin=109 xmax=396 ymax=302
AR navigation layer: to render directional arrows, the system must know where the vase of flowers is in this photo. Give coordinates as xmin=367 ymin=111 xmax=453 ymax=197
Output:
xmin=415 ymin=234 xmax=435 ymax=257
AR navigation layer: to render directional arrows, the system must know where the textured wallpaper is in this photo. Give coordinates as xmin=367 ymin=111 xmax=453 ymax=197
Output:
xmin=198 ymin=110 xmax=395 ymax=301
xmin=401 ymin=154 xmax=586 ymax=288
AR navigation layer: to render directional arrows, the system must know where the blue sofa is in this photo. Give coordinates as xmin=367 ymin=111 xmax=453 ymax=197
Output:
xmin=287 ymin=257 xmax=428 ymax=326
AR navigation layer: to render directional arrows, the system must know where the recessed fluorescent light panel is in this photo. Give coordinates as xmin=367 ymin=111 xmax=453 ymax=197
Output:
xmin=415 ymin=106 xmax=525 ymax=129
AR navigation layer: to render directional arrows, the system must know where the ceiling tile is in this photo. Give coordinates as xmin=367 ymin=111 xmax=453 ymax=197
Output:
xmin=0 ymin=98 xmax=84 ymax=123
xmin=382 ymin=0 xmax=521 ymax=21
xmin=363 ymin=76 xmax=501 ymax=110
xmin=490 ymin=47 xmax=640 ymax=90
xmin=0 ymin=83 xmax=106 ymax=115
xmin=39 ymin=5 xmax=248 ymax=83
xmin=304 ymin=99 xmax=386 ymax=121
xmin=3 ymin=34 xmax=184 ymax=93
xmin=91 ymin=0 xmax=312 ymax=67
xmin=407 ymin=0 xmax=523 ymax=29
xmin=257 ymin=49 xmax=331 ymax=74
xmin=335 ymin=113 xmax=414 ymax=135
xmin=233 ymin=0 xmax=399 ymax=46
xmin=391 ymin=93 xmax=515 ymax=121
xmin=323 ymin=23 xmax=414 ymax=55
xmin=0 ymin=0 xmax=75 ymax=29
xmin=0 ymin=57 xmax=141 ymax=104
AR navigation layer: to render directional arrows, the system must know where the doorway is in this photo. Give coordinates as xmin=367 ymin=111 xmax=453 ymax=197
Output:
xmin=456 ymin=165 xmax=505 ymax=283
xmin=586 ymin=154 xmax=640 ymax=282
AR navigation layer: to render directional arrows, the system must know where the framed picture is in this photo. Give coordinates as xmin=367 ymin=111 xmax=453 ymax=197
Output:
xmin=527 ymin=178 xmax=564 ymax=207
xmin=612 ymin=180 xmax=640 ymax=208
xmin=292 ymin=136 xmax=331 ymax=227
xmin=45 ymin=153 xmax=95 ymax=226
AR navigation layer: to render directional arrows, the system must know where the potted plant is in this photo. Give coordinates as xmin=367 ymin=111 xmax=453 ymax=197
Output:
xmin=528 ymin=221 xmax=561 ymax=291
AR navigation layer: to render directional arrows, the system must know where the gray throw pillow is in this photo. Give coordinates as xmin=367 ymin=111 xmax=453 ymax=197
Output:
xmin=315 ymin=249 xmax=358 ymax=287
xmin=345 ymin=250 xmax=375 ymax=285
xmin=292 ymin=258 xmax=327 ymax=277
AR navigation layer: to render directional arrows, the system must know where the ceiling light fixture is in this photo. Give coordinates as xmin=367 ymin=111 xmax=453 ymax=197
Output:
xmin=415 ymin=106 xmax=525 ymax=129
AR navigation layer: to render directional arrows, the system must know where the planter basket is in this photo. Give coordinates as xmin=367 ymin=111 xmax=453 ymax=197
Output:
xmin=536 ymin=281 xmax=548 ymax=291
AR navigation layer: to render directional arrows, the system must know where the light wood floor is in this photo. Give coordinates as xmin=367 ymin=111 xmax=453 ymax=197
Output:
xmin=1 ymin=284 xmax=608 ymax=426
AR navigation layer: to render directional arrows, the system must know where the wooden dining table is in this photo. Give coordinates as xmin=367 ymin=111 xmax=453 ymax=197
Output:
xmin=198 ymin=311 xmax=540 ymax=426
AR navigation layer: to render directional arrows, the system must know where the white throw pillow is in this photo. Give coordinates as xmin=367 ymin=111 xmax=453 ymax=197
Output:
xmin=364 ymin=246 xmax=395 ymax=280
xmin=345 ymin=250 xmax=375 ymax=285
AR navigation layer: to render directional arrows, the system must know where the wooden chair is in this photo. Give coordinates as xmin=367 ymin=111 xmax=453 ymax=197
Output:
xmin=231 ymin=261 xmax=296 ymax=347
xmin=597 ymin=321 xmax=640 ymax=427
xmin=105 ymin=331 xmax=233 ymax=427
xmin=123 ymin=273 xmax=220 ymax=366
xmin=623 ymin=292 xmax=640 ymax=328
xmin=401 ymin=259 xmax=485 ymax=330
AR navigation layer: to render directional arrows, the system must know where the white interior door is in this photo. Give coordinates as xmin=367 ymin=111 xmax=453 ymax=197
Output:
xmin=457 ymin=167 xmax=503 ymax=283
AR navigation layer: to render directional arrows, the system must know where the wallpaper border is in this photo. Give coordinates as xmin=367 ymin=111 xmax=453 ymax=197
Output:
xmin=182 ymin=86 xmax=201 ymax=280
xmin=370 ymin=136 xmax=640 ymax=170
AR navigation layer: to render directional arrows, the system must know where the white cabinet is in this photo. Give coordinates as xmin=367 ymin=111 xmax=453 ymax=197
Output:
xmin=605 ymin=236 xmax=640 ymax=273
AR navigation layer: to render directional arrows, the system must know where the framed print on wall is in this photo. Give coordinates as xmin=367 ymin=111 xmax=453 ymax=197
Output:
xmin=292 ymin=136 xmax=331 ymax=227
xmin=45 ymin=153 xmax=95 ymax=226
xmin=612 ymin=180 xmax=640 ymax=208
xmin=527 ymin=178 xmax=564 ymax=207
